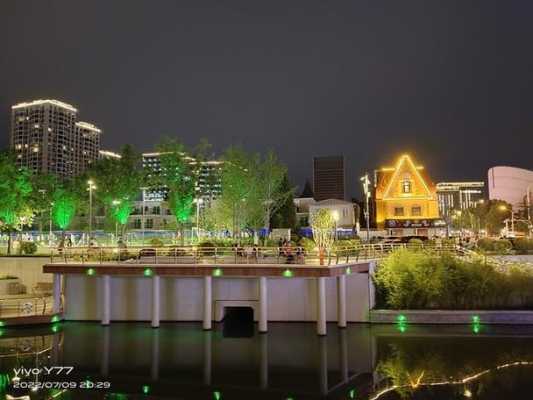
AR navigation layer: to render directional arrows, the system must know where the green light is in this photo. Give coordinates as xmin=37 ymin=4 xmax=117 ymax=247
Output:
xmin=0 ymin=321 xmax=4 ymax=327
xmin=396 ymin=314 xmax=407 ymax=333
xmin=51 ymin=315 xmax=60 ymax=323
xmin=472 ymin=315 xmax=480 ymax=324
xmin=213 ymin=391 xmax=221 ymax=400
xmin=52 ymin=189 xmax=77 ymax=230
xmin=212 ymin=268 xmax=223 ymax=277
xmin=472 ymin=324 xmax=480 ymax=334
xmin=51 ymin=324 xmax=60 ymax=333
xmin=86 ymin=268 xmax=96 ymax=276
xmin=349 ymin=388 xmax=357 ymax=399
xmin=142 ymin=384 xmax=150 ymax=395
xmin=282 ymin=269 xmax=293 ymax=278
xmin=144 ymin=268 xmax=154 ymax=277
xmin=346 ymin=267 xmax=351 ymax=274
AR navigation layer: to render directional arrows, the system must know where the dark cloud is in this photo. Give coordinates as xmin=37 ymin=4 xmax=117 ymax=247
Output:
xmin=2 ymin=0 xmax=533 ymax=197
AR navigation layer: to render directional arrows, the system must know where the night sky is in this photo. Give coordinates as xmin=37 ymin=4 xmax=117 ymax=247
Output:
xmin=2 ymin=1 xmax=533 ymax=197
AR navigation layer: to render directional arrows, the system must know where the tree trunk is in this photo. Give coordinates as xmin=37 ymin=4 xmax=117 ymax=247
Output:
xmin=7 ymin=231 xmax=12 ymax=255
xmin=319 ymin=248 xmax=325 ymax=266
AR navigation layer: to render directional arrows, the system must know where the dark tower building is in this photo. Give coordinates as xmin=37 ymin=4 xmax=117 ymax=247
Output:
xmin=313 ymin=155 xmax=345 ymax=201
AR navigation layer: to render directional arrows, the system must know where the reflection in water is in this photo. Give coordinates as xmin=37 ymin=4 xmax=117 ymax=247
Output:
xmin=0 ymin=323 xmax=530 ymax=399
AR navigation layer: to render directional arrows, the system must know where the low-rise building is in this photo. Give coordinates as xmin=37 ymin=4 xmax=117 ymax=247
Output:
xmin=374 ymin=154 xmax=445 ymax=237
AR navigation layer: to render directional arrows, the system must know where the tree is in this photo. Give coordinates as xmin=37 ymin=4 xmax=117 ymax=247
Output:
xmin=88 ymin=145 xmax=144 ymax=239
xmin=219 ymin=147 xmax=259 ymax=238
xmin=29 ymin=173 xmax=57 ymax=234
xmin=270 ymin=173 xmax=297 ymax=231
xmin=0 ymin=152 xmax=34 ymax=254
xmin=254 ymin=151 xmax=293 ymax=236
xmin=311 ymin=208 xmax=335 ymax=265
xmin=471 ymin=200 xmax=512 ymax=235
xmin=51 ymin=184 xmax=78 ymax=235
xmin=156 ymin=139 xmax=197 ymax=244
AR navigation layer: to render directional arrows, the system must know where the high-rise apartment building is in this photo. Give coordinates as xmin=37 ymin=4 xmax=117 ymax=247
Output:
xmin=313 ymin=156 xmax=345 ymax=201
xmin=142 ymin=152 xmax=223 ymax=203
xmin=10 ymin=99 xmax=101 ymax=179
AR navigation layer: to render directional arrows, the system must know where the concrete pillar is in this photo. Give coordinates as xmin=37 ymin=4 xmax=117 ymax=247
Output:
xmin=203 ymin=331 xmax=212 ymax=385
xmin=100 ymin=327 xmax=110 ymax=377
xmin=102 ymin=275 xmax=111 ymax=326
xmin=152 ymin=275 xmax=160 ymax=328
xmin=317 ymin=277 xmax=327 ymax=336
xmin=337 ymin=275 xmax=347 ymax=328
xmin=151 ymin=329 xmax=159 ymax=381
xmin=318 ymin=336 xmax=328 ymax=396
xmin=259 ymin=332 xmax=268 ymax=389
xmin=52 ymin=273 xmax=61 ymax=314
xmin=203 ymin=276 xmax=212 ymax=330
xmin=258 ymin=277 xmax=268 ymax=333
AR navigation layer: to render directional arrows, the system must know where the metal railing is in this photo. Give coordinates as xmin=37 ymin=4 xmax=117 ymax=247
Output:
xmin=49 ymin=243 xmax=463 ymax=266
xmin=0 ymin=296 xmax=56 ymax=319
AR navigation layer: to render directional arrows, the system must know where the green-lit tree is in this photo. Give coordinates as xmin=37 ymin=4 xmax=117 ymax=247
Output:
xmin=219 ymin=147 xmax=259 ymax=238
xmin=30 ymin=173 xmax=57 ymax=235
xmin=52 ymin=185 xmax=78 ymax=237
xmin=88 ymin=145 xmax=144 ymax=239
xmin=311 ymin=208 xmax=335 ymax=265
xmin=0 ymin=152 xmax=34 ymax=254
xmin=156 ymin=139 xmax=197 ymax=244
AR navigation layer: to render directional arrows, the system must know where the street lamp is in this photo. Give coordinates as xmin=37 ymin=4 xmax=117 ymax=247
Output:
xmin=194 ymin=197 xmax=204 ymax=241
xmin=360 ymin=173 xmax=371 ymax=242
xmin=87 ymin=179 xmax=97 ymax=245
xmin=498 ymin=205 xmax=514 ymax=237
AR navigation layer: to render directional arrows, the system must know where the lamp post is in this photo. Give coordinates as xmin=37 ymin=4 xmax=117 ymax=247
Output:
xmin=49 ymin=201 xmax=54 ymax=247
xmin=140 ymin=187 xmax=148 ymax=245
xmin=360 ymin=173 xmax=371 ymax=242
xmin=87 ymin=180 xmax=97 ymax=245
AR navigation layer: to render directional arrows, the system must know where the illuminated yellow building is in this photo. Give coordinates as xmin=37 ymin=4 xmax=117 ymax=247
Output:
xmin=375 ymin=154 xmax=442 ymax=236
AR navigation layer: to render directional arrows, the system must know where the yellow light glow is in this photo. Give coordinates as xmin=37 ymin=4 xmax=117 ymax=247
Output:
xmin=382 ymin=154 xmax=432 ymax=200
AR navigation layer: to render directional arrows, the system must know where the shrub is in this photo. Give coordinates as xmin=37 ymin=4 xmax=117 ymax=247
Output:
xmin=476 ymin=238 xmax=512 ymax=253
xmin=374 ymin=248 xmax=533 ymax=309
xmin=19 ymin=241 xmax=38 ymax=255
xmin=299 ymin=237 xmax=316 ymax=253
xmin=198 ymin=241 xmax=216 ymax=256
xmin=149 ymin=238 xmax=164 ymax=247
xmin=407 ymin=238 xmax=424 ymax=250
xmin=513 ymin=238 xmax=533 ymax=253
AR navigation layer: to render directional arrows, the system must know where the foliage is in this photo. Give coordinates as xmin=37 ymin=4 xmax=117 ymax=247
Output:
xmin=19 ymin=241 xmax=37 ymax=255
xmin=88 ymin=145 xmax=144 ymax=232
xmin=0 ymin=152 xmax=34 ymax=233
xmin=156 ymin=139 xmax=197 ymax=226
xmin=149 ymin=238 xmax=164 ymax=247
xmin=310 ymin=208 xmax=335 ymax=252
xmin=407 ymin=238 xmax=424 ymax=249
xmin=270 ymin=172 xmax=297 ymax=230
xmin=512 ymin=238 xmax=533 ymax=253
xmin=374 ymin=248 xmax=533 ymax=309
xmin=52 ymin=186 xmax=78 ymax=231
xmin=476 ymin=238 xmax=512 ymax=253
xmin=299 ymin=237 xmax=317 ymax=252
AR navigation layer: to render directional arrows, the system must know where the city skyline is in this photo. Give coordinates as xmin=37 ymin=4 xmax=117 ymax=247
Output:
xmin=2 ymin=1 xmax=533 ymax=195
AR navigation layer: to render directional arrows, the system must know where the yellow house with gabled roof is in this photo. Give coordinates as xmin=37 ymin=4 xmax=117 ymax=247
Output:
xmin=375 ymin=154 xmax=442 ymax=236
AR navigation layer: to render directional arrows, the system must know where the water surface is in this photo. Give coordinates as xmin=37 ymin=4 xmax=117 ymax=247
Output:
xmin=1 ymin=321 xmax=532 ymax=399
